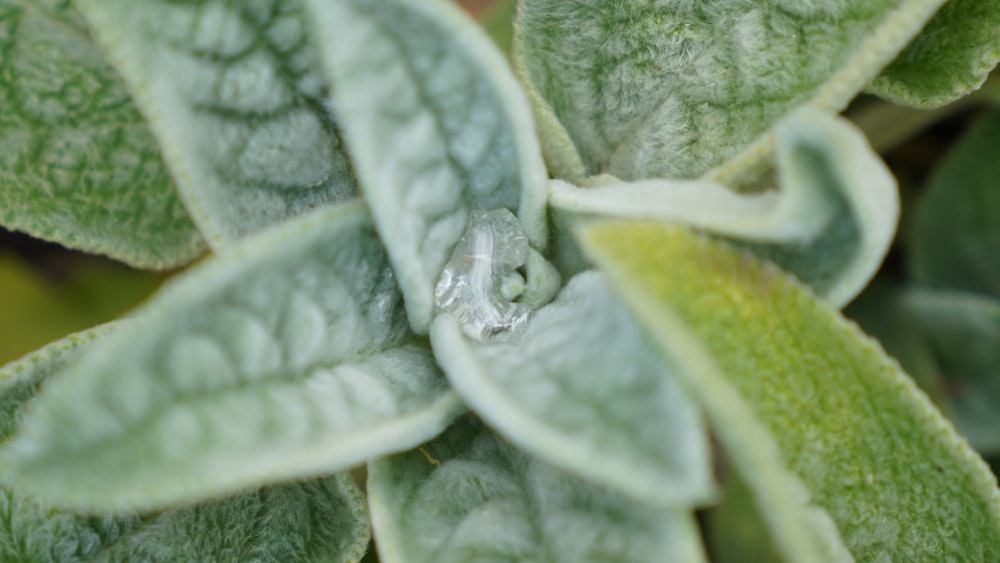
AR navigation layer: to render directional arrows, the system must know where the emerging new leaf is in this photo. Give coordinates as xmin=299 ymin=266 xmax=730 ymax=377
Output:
xmin=0 ymin=0 xmax=204 ymax=268
xmin=0 ymin=202 xmax=461 ymax=514
xmin=72 ymin=0 xmax=358 ymax=246
xmin=305 ymin=0 xmax=549 ymax=333
xmin=581 ymin=223 xmax=1000 ymax=562
xmin=430 ymin=272 xmax=715 ymax=507
xmin=368 ymin=416 xmax=707 ymax=563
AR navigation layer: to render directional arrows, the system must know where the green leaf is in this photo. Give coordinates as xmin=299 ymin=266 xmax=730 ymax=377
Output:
xmin=305 ymin=0 xmax=548 ymax=333
xmin=1 ymin=475 xmax=369 ymax=563
xmin=844 ymin=276 xmax=948 ymax=411
xmin=514 ymin=0 xmax=948 ymax=182
xmin=904 ymin=289 xmax=1000 ymax=454
xmin=0 ymin=322 xmax=118 ymax=443
xmin=551 ymin=111 xmax=898 ymax=307
xmin=430 ymin=272 xmax=715 ymax=507
xmin=0 ymin=325 xmax=371 ymax=563
xmin=0 ymin=0 xmax=204 ymax=268
xmin=87 ymin=476 xmax=370 ymax=563
xmin=868 ymin=0 xmax=1000 ymax=108
xmin=910 ymin=109 xmax=1000 ymax=298
xmin=72 ymin=0 xmax=358 ymax=246
xmin=368 ymin=416 xmax=707 ymax=563
xmin=580 ymin=223 xmax=1000 ymax=562
xmin=0 ymin=201 xmax=462 ymax=514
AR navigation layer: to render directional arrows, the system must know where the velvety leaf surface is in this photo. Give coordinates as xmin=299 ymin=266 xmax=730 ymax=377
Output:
xmin=73 ymin=0 xmax=358 ymax=246
xmin=368 ymin=416 xmax=706 ymax=563
xmin=430 ymin=272 xmax=715 ymax=507
xmin=551 ymin=112 xmax=898 ymax=307
xmin=0 ymin=322 xmax=118 ymax=444
xmin=581 ymin=223 xmax=1000 ymax=562
xmin=904 ymin=290 xmax=1000 ymax=455
xmin=910 ymin=109 xmax=1000 ymax=297
xmin=869 ymin=0 xmax=1000 ymax=108
xmin=0 ymin=202 xmax=461 ymax=514
xmin=0 ymin=325 xmax=370 ymax=563
xmin=305 ymin=0 xmax=547 ymax=332
xmin=0 ymin=0 xmax=204 ymax=268
xmin=88 ymin=476 xmax=370 ymax=563
xmin=515 ymin=0 xmax=946 ymax=182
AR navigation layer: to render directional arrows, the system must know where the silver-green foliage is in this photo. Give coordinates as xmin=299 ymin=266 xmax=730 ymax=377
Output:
xmin=0 ymin=202 xmax=460 ymax=513
xmin=1 ymin=0 xmax=999 ymax=561
xmin=514 ymin=0 xmax=949 ymax=181
xmin=0 ymin=0 xmax=204 ymax=268
xmin=0 ymin=325 xmax=370 ymax=563
xmin=368 ymin=416 xmax=707 ymax=563
xmin=306 ymin=0 xmax=548 ymax=332
xmin=73 ymin=0 xmax=358 ymax=246
xmin=430 ymin=272 xmax=715 ymax=508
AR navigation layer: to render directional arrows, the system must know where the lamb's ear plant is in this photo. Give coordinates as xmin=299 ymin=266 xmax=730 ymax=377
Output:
xmin=1 ymin=0 xmax=999 ymax=561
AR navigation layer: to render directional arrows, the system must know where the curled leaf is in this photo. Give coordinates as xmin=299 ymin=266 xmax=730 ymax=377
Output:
xmin=552 ymin=112 xmax=898 ymax=306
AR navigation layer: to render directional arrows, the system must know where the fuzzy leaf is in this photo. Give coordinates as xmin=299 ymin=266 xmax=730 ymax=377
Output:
xmin=305 ymin=0 xmax=548 ymax=333
xmin=869 ymin=0 xmax=1000 ymax=108
xmin=0 ymin=0 xmax=204 ymax=268
xmin=515 ymin=0 xmax=948 ymax=182
xmin=368 ymin=416 xmax=707 ymax=563
xmin=0 ymin=202 xmax=461 ymax=514
xmin=0 ymin=325 xmax=370 ymax=563
xmin=72 ymin=0 xmax=358 ymax=247
xmin=580 ymin=223 xmax=1000 ymax=562
xmin=1 ymin=475 xmax=369 ymax=563
xmin=904 ymin=289 xmax=1000 ymax=454
xmin=430 ymin=272 xmax=715 ymax=507
xmin=0 ymin=322 xmax=118 ymax=443
xmin=86 ymin=476 xmax=370 ymax=563
xmin=910 ymin=109 xmax=1000 ymax=298
xmin=552 ymin=112 xmax=897 ymax=307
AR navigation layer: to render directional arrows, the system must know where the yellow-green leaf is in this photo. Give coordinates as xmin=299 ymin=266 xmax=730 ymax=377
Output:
xmin=580 ymin=222 xmax=1000 ymax=562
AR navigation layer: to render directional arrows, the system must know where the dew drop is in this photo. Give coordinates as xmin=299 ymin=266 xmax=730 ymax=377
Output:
xmin=434 ymin=208 xmax=533 ymax=340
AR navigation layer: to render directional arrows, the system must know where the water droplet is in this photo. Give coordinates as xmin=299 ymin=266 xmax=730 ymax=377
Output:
xmin=434 ymin=209 xmax=533 ymax=340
